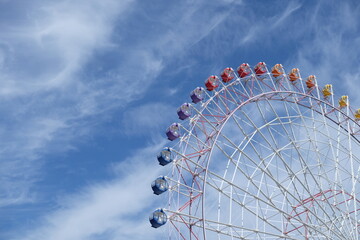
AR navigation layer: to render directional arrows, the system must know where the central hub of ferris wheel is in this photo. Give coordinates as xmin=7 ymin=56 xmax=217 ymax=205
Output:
xmin=148 ymin=61 xmax=360 ymax=240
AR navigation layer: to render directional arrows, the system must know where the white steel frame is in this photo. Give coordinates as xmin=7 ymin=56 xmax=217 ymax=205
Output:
xmin=162 ymin=64 xmax=360 ymax=240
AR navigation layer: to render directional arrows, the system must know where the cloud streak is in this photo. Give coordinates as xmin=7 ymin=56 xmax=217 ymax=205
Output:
xmin=0 ymin=0 xmax=166 ymax=207
xmin=10 ymin=142 xmax=167 ymax=240
xmin=290 ymin=1 xmax=360 ymax=106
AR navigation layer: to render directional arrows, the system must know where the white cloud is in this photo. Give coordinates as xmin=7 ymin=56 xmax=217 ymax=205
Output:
xmin=10 ymin=141 xmax=168 ymax=240
xmin=121 ymin=102 xmax=175 ymax=137
xmin=271 ymin=1 xmax=302 ymax=29
xmin=289 ymin=1 xmax=360 ymax=106
xmin=0 ymin=0 xmax=138 ymax=206
xmin=239 ymin=1 xmax=302 ymax=45
xmin=0 ymin=0 xmax=132 ymax=96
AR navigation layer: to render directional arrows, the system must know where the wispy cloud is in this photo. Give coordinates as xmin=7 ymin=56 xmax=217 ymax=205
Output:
xmin=121 ymin=102 xmax=175 ymax=137
xmin=289 ymin=1 xmax=360 ymax=106
xmin=10 ymin=141 xmax=167 ymax=240
xmin=239 ymin=1 xmax=302 ymax=45
xmin=271 ymin=1 xmax=302 ymax=29
xmin=0 ymin=0 xmax=132 ymax=96
xmin=0 ymin=0 xmax=138 ymax=205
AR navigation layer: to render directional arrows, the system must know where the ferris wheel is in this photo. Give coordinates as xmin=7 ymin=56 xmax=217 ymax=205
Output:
xmin=149 ymin=62 xmax=360 ymax=239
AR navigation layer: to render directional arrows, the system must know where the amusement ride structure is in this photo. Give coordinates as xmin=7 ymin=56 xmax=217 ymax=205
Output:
xmin=149 ymin=62 xmax=360 ymax=239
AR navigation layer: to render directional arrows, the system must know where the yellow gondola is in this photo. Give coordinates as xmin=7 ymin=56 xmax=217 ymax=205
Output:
xmin=355 ymin=109 xmax=360 ymax=121
xmin=338 ymin=96 xmax=348 ymax=108
xmin=322 ymin=84 xmax=332 ymax=98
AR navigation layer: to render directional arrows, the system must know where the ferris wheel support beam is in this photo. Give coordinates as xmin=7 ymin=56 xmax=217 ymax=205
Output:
xmin=166 ymin=209 xmax=303 ymax=240
xmin=259 ymin=96 xmax=351 ymax=234
xmin=171 ymin=146 xmax=316 ymax=238
xmin=209 ymin=136 xmax=345 ymax=239
xmin=187 ymin=88 xmax=360 ymax=239
xmin=203 ymin=98 xmax=350 ymax=239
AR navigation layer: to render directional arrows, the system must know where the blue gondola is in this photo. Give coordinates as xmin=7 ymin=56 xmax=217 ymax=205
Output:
xmin=149 ymin=208 xmax=167 ymax=228
xmin=151 ymin=176 xmax=169 ymax=195
xmin=166 ymin=123 xmax=180 ymax=141
xmin=157 ymin=147 xmax=173 ymax=166
xmin=177 ymin=103 xmax=191 ymax=120
xmin=190 ymin=87 xmax=205 ymax=104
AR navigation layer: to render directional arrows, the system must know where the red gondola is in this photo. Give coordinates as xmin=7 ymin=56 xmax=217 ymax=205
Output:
xmin=237 ymin=63 xmax=251 ymax=78
xmin=254 ymin=62 xmax=267 ymax=75
xmin=221 ymin=67 xmax=235 ymax=83
xmin=205 ymin=75 xmax=219 ymax=91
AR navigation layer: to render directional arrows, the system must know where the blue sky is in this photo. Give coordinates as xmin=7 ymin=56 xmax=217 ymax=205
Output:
xmin=0 ymin=0 xmax=360 ymax=239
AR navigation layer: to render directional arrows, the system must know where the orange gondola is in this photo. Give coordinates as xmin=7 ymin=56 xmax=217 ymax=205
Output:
xmin=306 ymin=75 xmax=316 ymax=89
xmin=288 ymin=68 xmax=300 ymax=82
xmin=271 ymin=64 xmax=283 ymax=77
